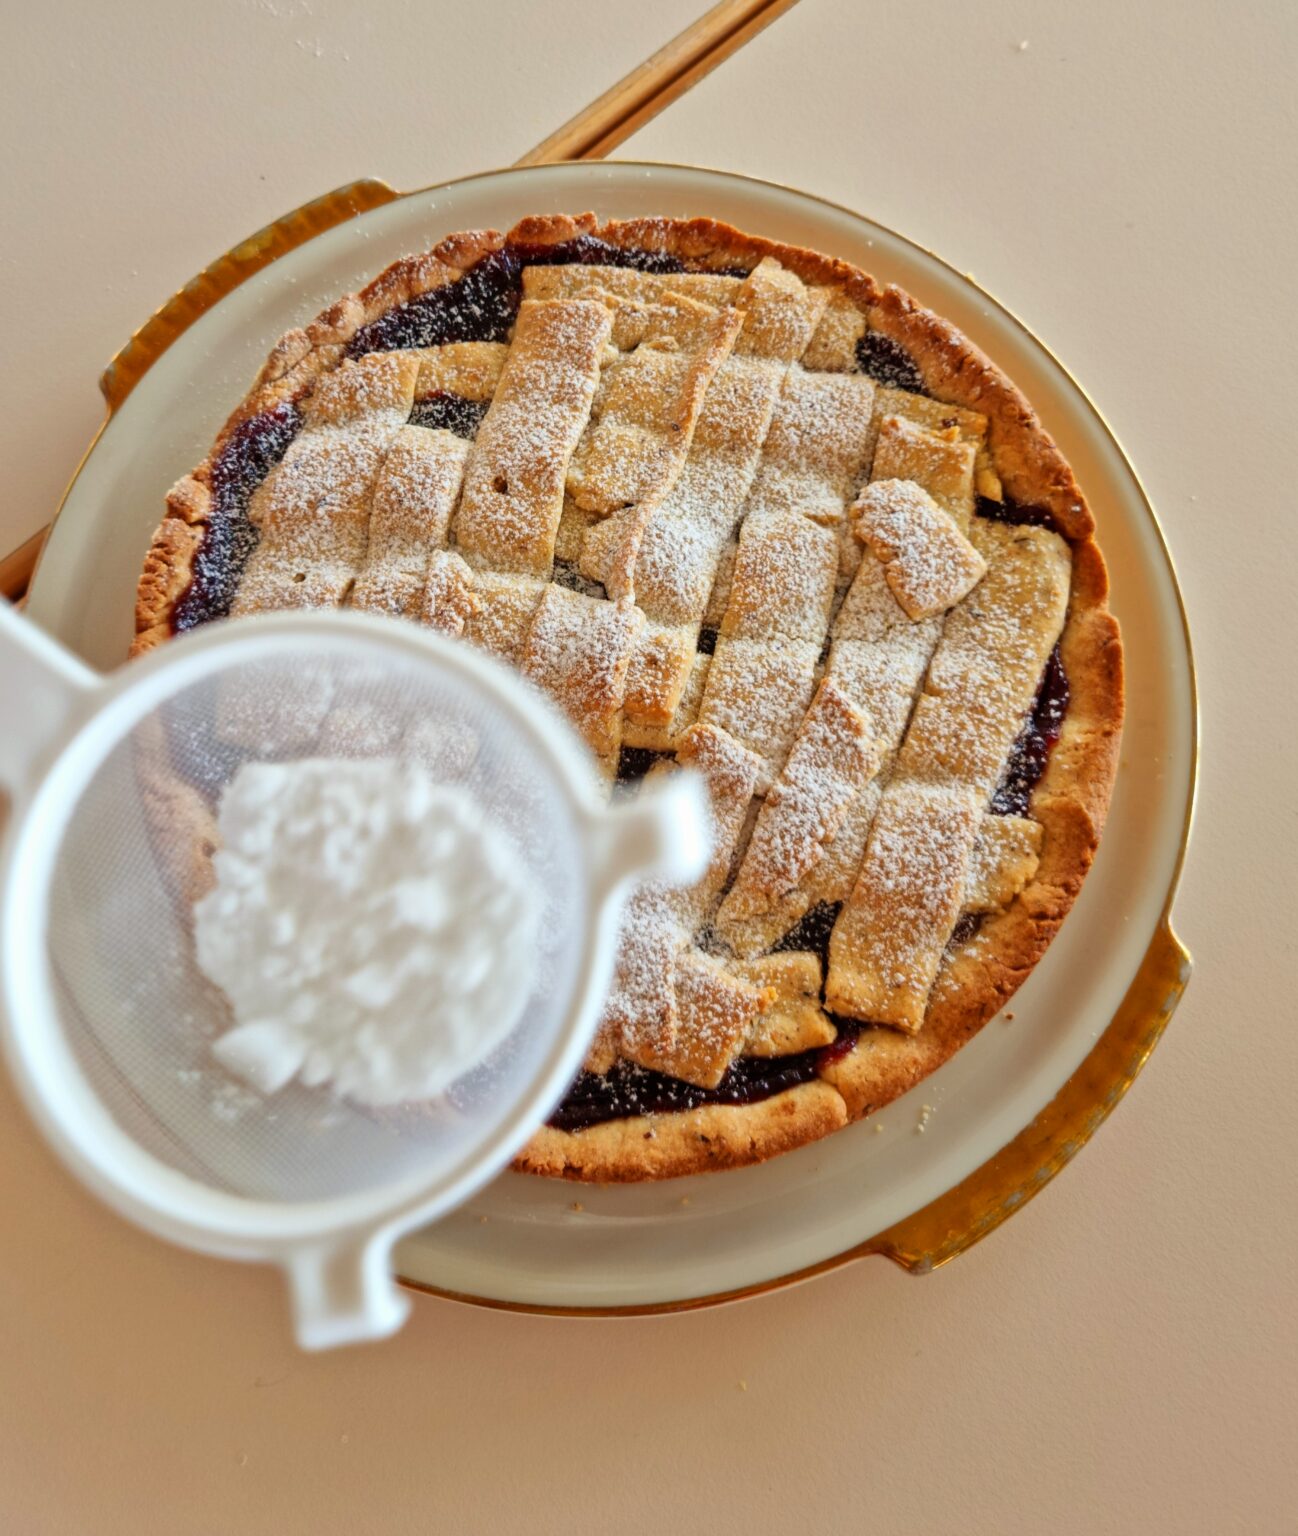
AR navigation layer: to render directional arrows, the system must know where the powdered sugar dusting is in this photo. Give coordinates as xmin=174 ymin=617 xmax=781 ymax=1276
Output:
xmin=720 ymin=678 xmax=879 ymax=922
xmin=853 ymin=478 xmax=987 ymax=620
xmin=455 ymin=298 xmax=612 ymax=577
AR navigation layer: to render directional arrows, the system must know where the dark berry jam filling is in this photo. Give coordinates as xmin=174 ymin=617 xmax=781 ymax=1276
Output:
xmin=548 ymin=1025 xmax=863 ymax=1133
xmin=172 ymin=401 xmax=302 ymax=631
xmin=949 ymin=912 xmax=981 ymax=948
xmin=773 ymin=900 xmax=842 ymax=971
xmin=975 ymin=493 xmax=1060 ymax=534
xmin=991 ymin=643 xmax=1069 ymax=816
xmin=552 ymin=560 xmax=607 ymax=600
xmin=544 ymin=898 xmax=864 ymax=1131
xmin=696 ymin=624 xmax=719 ymax=655
xmin=347 ymin=237 xmax=694 ymax=358
xmin=510 ymin=234 xmax=690 ymax=275
xmin=408 ymin=392 xmax=489 ymax=439
xmin=616 ymin=745 xmax=672 ymax=784
xmin=855 ymin=332 xmax=926 ymax=393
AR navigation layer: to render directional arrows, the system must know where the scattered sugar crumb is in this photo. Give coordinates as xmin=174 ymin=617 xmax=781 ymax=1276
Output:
xmin=238 ymin=1452 xmax=249 ymax=1468
xmin=1018 ymin=39 xmax=1030 ymax=51
xmin=570 ymin=1201 xmax=585 ymax=1213
xmin=1004 ymin=1011 xmax=1015 ymax=1021
xmin=874 ymin=1122 xmax=885 ymax=1134
xmin=340 ymin=1432 xmax=350 ymax=1444
xmin=916 ymin=1103 xmax=934 ymax=1134
xmin=679 ymin=1196 xmax=691 ymax=1206
xmin=738 ymin=1380 xmax=748 ymax=1392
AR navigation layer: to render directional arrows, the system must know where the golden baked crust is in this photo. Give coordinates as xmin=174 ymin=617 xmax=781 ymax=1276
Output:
xmin=516 ymin=1080 xmax=849 ymax=1182
xmin=131 ymin=211 xmax=1124 ymax=1183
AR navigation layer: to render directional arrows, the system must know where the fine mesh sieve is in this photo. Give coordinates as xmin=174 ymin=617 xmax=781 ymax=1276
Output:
xmin=0 ymin=603 xmax=707 ymax=1347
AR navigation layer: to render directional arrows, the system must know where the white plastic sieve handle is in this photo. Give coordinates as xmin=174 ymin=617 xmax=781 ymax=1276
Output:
xmin=283 ymin=1232 xmax=411 ymax=1350
xmin=0 ymin=600 xmax=99 ymax=810
xmin=583 ymin=770 xmax=711 ymax=901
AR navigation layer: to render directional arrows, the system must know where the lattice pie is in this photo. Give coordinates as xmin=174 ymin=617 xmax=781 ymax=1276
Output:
xmin=134 ymin=213 xmax=1123 ymax=1181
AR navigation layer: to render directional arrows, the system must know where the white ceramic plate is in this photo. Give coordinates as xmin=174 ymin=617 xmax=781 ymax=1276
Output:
xmin=27 ymin=162 xmax=1195 ymax=1312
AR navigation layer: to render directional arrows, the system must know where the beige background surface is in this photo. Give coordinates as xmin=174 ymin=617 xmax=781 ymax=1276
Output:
xmin=1 ymin=2 xmax=1295 ymax=1532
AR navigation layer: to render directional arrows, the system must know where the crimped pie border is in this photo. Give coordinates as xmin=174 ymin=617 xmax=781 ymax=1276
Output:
xmin=131 ymin=212 xmax=1124 ymax=1183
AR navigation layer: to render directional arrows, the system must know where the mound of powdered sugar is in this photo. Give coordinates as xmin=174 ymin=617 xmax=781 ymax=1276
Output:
xmin=193 ymin=758 xmax=539 ymax=1106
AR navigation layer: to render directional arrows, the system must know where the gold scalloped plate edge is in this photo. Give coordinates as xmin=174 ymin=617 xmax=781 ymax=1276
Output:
xmin=33 ymin=160 xmax=1197 ymax=1316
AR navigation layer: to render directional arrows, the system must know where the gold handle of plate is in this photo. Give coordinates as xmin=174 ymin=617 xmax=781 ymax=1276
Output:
xmin=864 ymin=916 xmax=1192 ymax=1274
xmin=97 ymin=177 xmax=400 ymax=415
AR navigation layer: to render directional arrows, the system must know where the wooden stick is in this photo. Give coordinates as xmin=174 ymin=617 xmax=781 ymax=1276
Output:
xmin=516 ymin=0 xmax=799 ymax=164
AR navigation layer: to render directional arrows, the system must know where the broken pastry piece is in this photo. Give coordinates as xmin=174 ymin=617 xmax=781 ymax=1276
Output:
xmin=852 ymin=478 xmax=987 ymax=621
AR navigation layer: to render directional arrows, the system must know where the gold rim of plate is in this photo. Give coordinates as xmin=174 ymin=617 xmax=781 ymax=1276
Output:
xmin=40 ymin=163 xmax=1198 ymax=1316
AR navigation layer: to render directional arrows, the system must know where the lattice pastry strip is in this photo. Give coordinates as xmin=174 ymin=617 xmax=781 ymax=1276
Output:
xmin=232 ymin=351 xmax=420 ymax=616
xmin=872 ymin=385 xmax=999 ymax=500
xmin=610 ymin=258 xmax=835 ymax=732
xmin=710 ymin=545 xmax=943 ymax=955
xmin=964 ymin=814 xmax=1043 ymax=913
xmin=622 ymin=620 xmax=699 ymax=727
xmin=520 ymin=584 xmax=646 ymax=773
xmin=418 ymin=550 xmax=477 ymax=637
xmin=696 ymin=364 xmax=877 ymax=791
xmin=743 ymin=366 xmax=878 ymax=530
xmin=716 ymin=677 xmax=881 ymax=932
xmin=350 ymin=426 xmax=470 ymax=617
xmin=610 ymin=258 xmax=830 ymax=722
xmin=870 ymin=414 xmax=977 ymax=524
xmin=730 ymin=258 xmax=830 ymax=363
xmin=898 ymin=521 xmax=1071 ymax=795
xmin=624 ymin=356 xmax=783 ymax=634
xmin=801 ymin=290 xmax=867 ymax=371
xmin=524 ymin=256 xmax=828 ymax=366
xmin=702 ymin=541 xmax=738 ymax=628
xmin=411 ymin=341 xmax=509 ymax=402
xmin=697 ymin=637 xmax=822 ymax=796
xmin=621 ymin=651 xmax=712 ymax=752
xmin=718 ymin=506 xmax=840 ymax=643
xmin=826 ymin=781 xmax=985 ymax=1032
xmin=669 ymin=722 xmax=766 ymax=926
xmin=567 ymin=291 xmax=742 ymax=513
xmin=588 ymin=886 xmax=683 ymax=1074
xmin=457 ymin=570 xmax=548 ymax=665
xmin=454 ymin=297 xmax=613 ymax=577
xmin=619 ymin=357 xmax=789 ymax=728
xmin=630 ymin=948 xmax=769 ymax=1090
xmin=826 ymin=520 xmax=1071 ymax=1031
xmin=709 ymin=354 xmax=1011 ymax=960
xmin=594 ymin=722 xmax=764 ymax=1074
xmin=523 ymin=264 xmax=743 ymax=310
xmin=573 ymin=292 xmax=743 ymax=596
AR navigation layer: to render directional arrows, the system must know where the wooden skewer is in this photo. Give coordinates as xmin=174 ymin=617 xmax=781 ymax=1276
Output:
xmin=516 ymin=0 xmax=799 ymax=164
